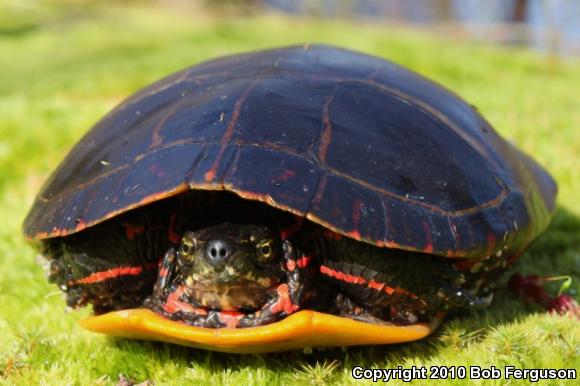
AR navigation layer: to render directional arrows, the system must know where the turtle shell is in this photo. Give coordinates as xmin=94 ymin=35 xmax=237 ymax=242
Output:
xmin=23 ymin=45 xmax=557 ymax=352
xmin=23 ymin=44 xmax=556 ymax=260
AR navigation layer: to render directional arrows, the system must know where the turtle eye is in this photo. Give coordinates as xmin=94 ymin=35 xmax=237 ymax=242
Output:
xmin=256 ymin=240 xmax=275 ymax=263
xmin=180 ymin=243 xmax=191 ymax=255
xmin=179 ymin=236 xmax=196 ymax=256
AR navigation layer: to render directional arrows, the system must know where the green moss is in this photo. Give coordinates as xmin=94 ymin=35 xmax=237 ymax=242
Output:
xmin=0 ymin=4 xmax=578 ymax=385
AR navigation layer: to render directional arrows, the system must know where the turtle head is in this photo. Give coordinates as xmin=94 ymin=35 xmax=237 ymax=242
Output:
xmin=176 ymin=223 xmax=285 ymax=311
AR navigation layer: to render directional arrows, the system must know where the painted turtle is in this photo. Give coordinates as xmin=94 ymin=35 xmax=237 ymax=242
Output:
xmin=24 ymin=45 xmax=557 ymax=353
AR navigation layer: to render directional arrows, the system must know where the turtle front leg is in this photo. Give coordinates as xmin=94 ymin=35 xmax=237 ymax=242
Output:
xmin=152 ymin=247 xmax=177 ymax=299
xmin=238 ymin=240 xmax=307 ymax=327
xmin=145 ymin=246 xmax=226 ymax=325
xmin=145 ymin=247 xmax=210 ymax=323
xmin=146 ymin=247 xmax=208 ymax=321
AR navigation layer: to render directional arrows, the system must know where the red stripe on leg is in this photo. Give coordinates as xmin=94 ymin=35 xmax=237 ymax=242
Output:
xmin=158 ymin=267 xmax=169 ymax=279
xmin=69 ymin=263 xmax=158 ymax=285
xmin=163 ymin=285 xmax=208 ymax=316
xmin=269 ymin=284 xmax=299 ymax=314
xmin=320 ymin=265 xmax=418 ymax=299
xmin=286 ymin=259 xmax=297 ymax=272
xmin=72 ymin=266 xmax=143 ymax=285
xmin=320 ymin=265 xmax=366 ymax=285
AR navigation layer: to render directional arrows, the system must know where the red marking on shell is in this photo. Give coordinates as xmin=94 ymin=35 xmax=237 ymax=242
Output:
xmin=311 ymin=173 xmax=327 ymax=206
xmin=205 ymin=78 xmax=262 ymax=182
xmin=277 ymin=169 xmax=296 ymax=182
xmin=122 ymin=223 xmax=145 ymax=241
xmin=149 ymin=73 xmax=191 ymax=149
xmin=448 ymin=217 xmax=460 ymax=251
xmin=422 ymin=221 xmax=434 ymax=253
xmin=297 ymin=255 xmax=311 ymax=268
xmin=318 ymin=94 xmax=335 ymax=162
xmin=346 ymin=229 xmax=361 ymax=240
xmin=345 ymin=199 xmax=364 ymax=241
xmin=75 ymin=220 xmax=87 ymax=232
xmin=148 ymin=164 xmax=165 ymax=178
xmin=163 ymin=285 xmax=208 ymax=316
xmin=203 ymin=169 xmax=216 ymax=182
xmin=167 ymin=213 xmax=181 ymax=244
xmin=446 ymin=249 xmax=470 ymax=258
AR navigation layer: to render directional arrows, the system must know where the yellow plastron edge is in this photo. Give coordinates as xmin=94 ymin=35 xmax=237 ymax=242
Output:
xmin=79 ymin=309 xmax=442 ymax=353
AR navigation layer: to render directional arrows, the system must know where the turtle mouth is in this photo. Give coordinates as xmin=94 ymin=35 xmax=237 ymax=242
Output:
xmin=188 ymin=284 xmax=278 ymax=311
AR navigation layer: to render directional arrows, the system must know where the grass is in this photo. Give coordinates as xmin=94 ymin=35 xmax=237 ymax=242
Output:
xmin=0 ymin=3 xmax=579 ymax=385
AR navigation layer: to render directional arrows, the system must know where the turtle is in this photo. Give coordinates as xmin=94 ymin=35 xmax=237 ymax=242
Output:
xmin=23 ymin=44 xmax=557 ymax=353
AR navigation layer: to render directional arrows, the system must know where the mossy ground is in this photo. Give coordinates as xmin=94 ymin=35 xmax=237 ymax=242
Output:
xmin=0 ymin=3 xmax=578 ymax=385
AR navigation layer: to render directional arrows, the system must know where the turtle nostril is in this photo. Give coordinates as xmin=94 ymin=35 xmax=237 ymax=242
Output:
xmin=206 ymin=240 xmax=230 ymax=267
